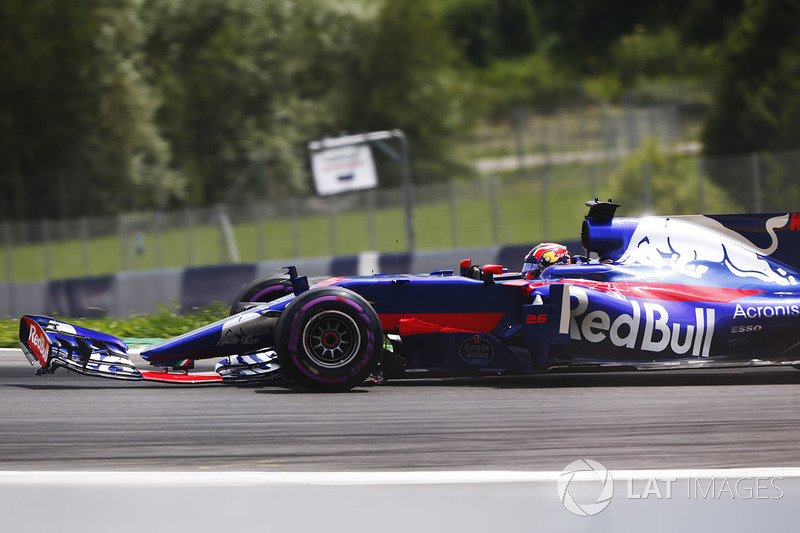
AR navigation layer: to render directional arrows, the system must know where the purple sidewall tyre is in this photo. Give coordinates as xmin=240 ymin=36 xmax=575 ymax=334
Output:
xmin=276 ymin=287 xmax=382 ymax=392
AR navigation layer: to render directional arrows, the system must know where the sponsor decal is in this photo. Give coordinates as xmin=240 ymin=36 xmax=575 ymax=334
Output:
xmin=314 ymin=277 xmax=346 ymax=287
xmin=459 ymin=335 xmax=494 ymax=365
xmin=791 ymin=213 xmax=800 ymax=231
xmin=526 ymin=313 xmax=548 ymax=324
xmin=733 ymin=303 xmax=800 ymax=319
xmin=569 ymin=286 xmax=716 ymax=357
xmin=24 ymin=317 xmax=50 ymax=366
xmin=216 ymin=312 xmax=266 ymax=347
xmin=619 ymin=214 xmax=797 ymax=286
xmin=730 ymin=324 xmax=762 ymax=334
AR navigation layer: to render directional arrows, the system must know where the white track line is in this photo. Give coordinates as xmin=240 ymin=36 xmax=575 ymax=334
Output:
xmin=2 ymin=469 xmax=800 ymax=486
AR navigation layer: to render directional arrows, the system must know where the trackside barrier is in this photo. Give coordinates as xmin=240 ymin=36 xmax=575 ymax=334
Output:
xmin=0 ymin=469 xmax=798 ymax=533
xmin=180 ymin=264 xmax=257 ymax=311
xmin=112 ymin=269 xmax=183 ymax=317
xmin=2 ymin=242 xmax=583 ymax=318
xmin=45 ymin=276 xmax=115 ymax=319
xmin=0 ymin=281 xmax=47 ymax=318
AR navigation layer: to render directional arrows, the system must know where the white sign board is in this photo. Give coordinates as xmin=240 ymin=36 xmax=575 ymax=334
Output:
xmin=310 ymin=144 xmax=377 ymax=196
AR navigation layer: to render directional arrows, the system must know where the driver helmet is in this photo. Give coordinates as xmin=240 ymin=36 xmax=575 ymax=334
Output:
xmin=522 ymin=243 xmax=571 ymax=279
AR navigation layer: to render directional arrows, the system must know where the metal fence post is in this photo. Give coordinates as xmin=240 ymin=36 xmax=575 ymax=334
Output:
xmin=329 ymin=200 xmax=338 ymax=256
xmin=184 ymin=209 xmax=194 ymax=266
xmin=642 ymin=162 xmax=652 ymax=213
xmin=668 ymin=104 xmax=679 ymax=141
xmin=119 ymin=215 xmax=128 ymax=271
xmin=154 ymin=211 xmax=163 ymax=269
xmin=489 ymin=175 xmax=500 ymax=245
xmin=217 ymin=204 xmax=240 ymax=263
xmin=3 ymin=222 xmax=14 ymax=315
xmin=512 ymin=108 xmax=526 ymax=179
xmin=751 ymin=152 xmax=762 ymax=212
xmin=697 ymin=157 xmax=706 ymax=213
xmin=624 ymin=91 xmax=639 ymax=150
xmin=291 ymin=197 xmax=300 ymax=258
xmin=42 ymin=219 xmax=51 ymax=280
xmin=541 ymin=120 xmax=551 ymax=241
xmin=557 ymin=111 xmax=566 ymax=152
xmin=3 ymin=222 xmax=13 ymax=283
xmin=255 ymin=202 xmax=265 ymax=261
xmin=448 ymin=180 xmax=458 ymax=248
xmin=80 ymin=216 xmax=90 ymax=276
xmin=366 ymin=190 xmax=376 ymax=250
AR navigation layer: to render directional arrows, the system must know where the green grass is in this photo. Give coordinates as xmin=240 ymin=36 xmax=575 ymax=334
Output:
xmin=2 ymin=159 xmax=621 ymax=282
xmin=0 ymin=303 xmax=230 ymax=348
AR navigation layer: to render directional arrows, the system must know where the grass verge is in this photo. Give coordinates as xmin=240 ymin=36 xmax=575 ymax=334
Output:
xmin=0 ymin=303 xmax=229 ymax=349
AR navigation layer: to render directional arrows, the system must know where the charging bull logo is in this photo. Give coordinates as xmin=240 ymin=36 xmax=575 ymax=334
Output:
xmin=619 ymin=215 xmax=797 ymax=286
xmin=569 ymin=286 xmax=716 ymax=357
xmin=216 ymin=312 xmax=265 ymax=347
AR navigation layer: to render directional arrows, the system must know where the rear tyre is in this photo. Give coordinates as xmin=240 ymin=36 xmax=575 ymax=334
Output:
xmin=275 ymin=287 xmax=382 ymax=392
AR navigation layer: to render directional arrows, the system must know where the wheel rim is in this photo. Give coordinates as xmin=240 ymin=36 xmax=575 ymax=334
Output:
xmin=302 ymin=310 xmax=361 ymax=368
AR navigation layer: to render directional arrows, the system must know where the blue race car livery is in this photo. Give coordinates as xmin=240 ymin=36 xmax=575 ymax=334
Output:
xmin=18 ymin=201 xmax=800 ymax=391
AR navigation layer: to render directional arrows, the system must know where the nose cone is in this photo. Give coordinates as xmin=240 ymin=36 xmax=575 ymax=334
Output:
xmin=142 ymin=310 xmax=275 ymax=365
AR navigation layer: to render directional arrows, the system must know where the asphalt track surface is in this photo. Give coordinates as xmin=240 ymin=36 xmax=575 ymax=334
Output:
xmin=2 ymin=349 xmax=800 ymax=472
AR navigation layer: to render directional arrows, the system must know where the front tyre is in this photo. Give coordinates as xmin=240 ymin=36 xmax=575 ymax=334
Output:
xmin=275 ymin=287 xmax=382 ymax=392
xmin=229 ymin=273 xmax=293 ymax=316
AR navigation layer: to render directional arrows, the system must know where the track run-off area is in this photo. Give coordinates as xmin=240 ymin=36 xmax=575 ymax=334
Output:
xmin=4 ymin=348 xmax=800 ymax=532
xmin=2 ymin=348 xmax=800 ymax=472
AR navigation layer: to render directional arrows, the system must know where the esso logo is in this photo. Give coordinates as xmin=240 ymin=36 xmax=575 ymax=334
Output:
xmin=526 ymin=314 xmax=548 ymax=324
xmin=731 ymin=325 xmax=763 ymax=334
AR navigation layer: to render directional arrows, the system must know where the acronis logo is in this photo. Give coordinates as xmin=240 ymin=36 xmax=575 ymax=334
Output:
xmin=568 ymin=286 xmax=716 ymax=357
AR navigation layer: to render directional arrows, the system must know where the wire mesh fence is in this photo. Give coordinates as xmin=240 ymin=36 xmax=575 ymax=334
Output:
xmin=5 ymin=146 xmax=799 ymax=283
xmin=4 ymin=86 xmax=800 ymax=283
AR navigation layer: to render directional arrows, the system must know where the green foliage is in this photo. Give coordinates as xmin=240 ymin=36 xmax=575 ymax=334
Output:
xmin=609 ymin=139 xmax=739 ymax=216
xmin=142 ymin=0 xmax=371 ymax=202
xmin=353 ymin=0 xmax=475 ymax=185
xmin=0 ymin=303 xmax=229 ymax=348
xmin=0 ymin=0 xmax=175 ymax=220
xmin=612 ymin=26 xmax=719 ymax=86
xmin=703 ymin=0 xmax=800 ymax=155
xmin=443 ymin=0 xmax=540 ymax=67
xmin=470 ymin=52 xmax=578 ymax=113
xmin=0 ymin=0 xmax=474 ymax=216
xmin=701 ymin=0 xmax=800 ymax=208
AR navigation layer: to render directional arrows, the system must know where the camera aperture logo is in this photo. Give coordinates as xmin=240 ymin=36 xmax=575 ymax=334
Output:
xmin=558 ymin=460 xmax=787 ymax=517
xmin=558 ymin=459 xmax=614 ymax=517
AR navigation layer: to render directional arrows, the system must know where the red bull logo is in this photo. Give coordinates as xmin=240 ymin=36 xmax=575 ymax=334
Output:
xmin=24 ymin=317 xmax=50 ymax=365
xmin=569 ymin=286 xmax=716 ymax=357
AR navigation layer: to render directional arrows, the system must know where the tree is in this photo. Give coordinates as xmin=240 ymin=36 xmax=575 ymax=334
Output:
xmin=701 ymin=0 xmax=800 ymax=209
xmin=348 ymin=0 xmax=474 ymax=186
xmin=0 ymin=0 xmax=174 ymax=220
xmin=609 ymin=139 xmax=739 ymax=216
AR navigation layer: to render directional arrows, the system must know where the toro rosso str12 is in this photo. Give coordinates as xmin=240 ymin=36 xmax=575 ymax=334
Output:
xmin=18 ymin=201 xmax=800 ymax=391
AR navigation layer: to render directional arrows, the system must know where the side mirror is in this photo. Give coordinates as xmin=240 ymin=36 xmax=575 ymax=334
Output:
xmin=459 ymin=258 xmax=472 ymax=277
xmin=481 ymin=264 xmax=503 ymax=284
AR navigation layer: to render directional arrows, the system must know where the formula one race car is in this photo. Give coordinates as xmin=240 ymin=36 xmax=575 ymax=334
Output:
xmin=18 ymin=200 xmax=800 ymax=391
